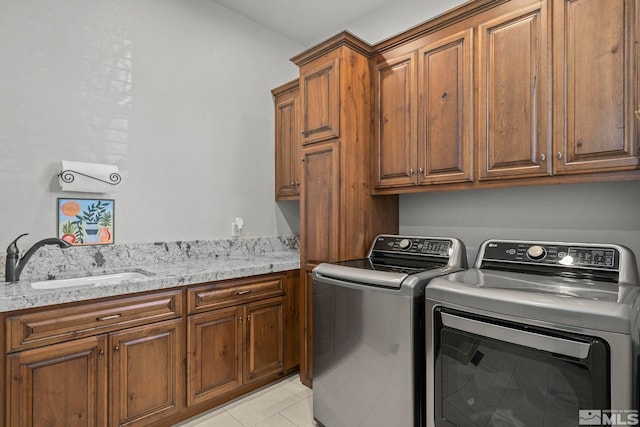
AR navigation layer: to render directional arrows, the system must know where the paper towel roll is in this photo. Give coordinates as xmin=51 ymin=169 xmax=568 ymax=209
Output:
xmin=59 ymin=160 xmax=121 ymax=193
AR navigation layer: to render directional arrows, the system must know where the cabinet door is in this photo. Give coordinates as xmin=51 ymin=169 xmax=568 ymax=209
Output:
xmin=553 ymin=0 xmax=639 ymax=173
xmin=418 ymin=28 xmax=474 ymax=184
xmin=373 ymin=52 xmax=417 ymax=187
xmin=187 ymin=306 xmax=243 ymax=406
xmin=478 ymin=2 xmax=551 ymax=180
xmin=244 ymin=296 xmax=285 ymax=384
xmin=275 ymin=86 xmax=301 ymax=199
xmin=299 ymin=55 xmax=340 ymax=144
xmin=7 ymin=335 xmax=107 ymax=427
xmin=110 ymin=319 xmax=183 ymax=427
xmin=300 ymin=140 xmax=340 ymax=265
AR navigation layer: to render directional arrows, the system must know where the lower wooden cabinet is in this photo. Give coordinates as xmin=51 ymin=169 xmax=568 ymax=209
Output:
xmin=7 ymin=335 xmax=108 ymax=427
xmin=7 ymin=319 xmax=184 ymax=427
xmin=3 ymin=271 xmax=299 ymax=426
xmin=110 ymin=319 xmax=183 ymax=427
xmin=187 ymin=306 xmax=243 ymax=406
xmin=187 ymin=296 xmax=285 ymax=406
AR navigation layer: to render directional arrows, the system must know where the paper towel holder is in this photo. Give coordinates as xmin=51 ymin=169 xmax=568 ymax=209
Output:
xmin=58 ymin=161 xmax=121 ymax=193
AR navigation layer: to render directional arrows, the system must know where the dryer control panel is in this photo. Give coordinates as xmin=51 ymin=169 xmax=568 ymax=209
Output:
xmin=481 ymin=241 xmax=620 ymax=271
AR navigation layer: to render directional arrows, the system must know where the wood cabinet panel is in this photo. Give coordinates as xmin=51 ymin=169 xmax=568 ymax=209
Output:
xmin=374 ymin=52 xmax=417 ymax=187
xmin=478 ymin=2 xmax=551 ymax=180
xmin=553 ymin=0 xmax=639 ymax=173
xmin=274 ymin=81 xmax=301 ymax=199
xmin=7 ymin=335 xmax=107 ymax=427
xmin=418 ymin=28 xmax=474 ymax=184
xmin=187 ymin=275 xmax=284 ymax=314
xmin=299 ymin=268 xmax=314 ymax=388
xmin=7 ymin=290 xmax=182 ymax=352
xmin=244 ymin=297 xmax=284 ymax=384
xmin=300 ymin=56 xmax=340 ymax=144
xmin=110 ymin=319 xmax=183 ymax=427
xmin=187 ymin=306 xmax=243 ymax=407
xmin=300 ymin=140 xmax=340 ymax=265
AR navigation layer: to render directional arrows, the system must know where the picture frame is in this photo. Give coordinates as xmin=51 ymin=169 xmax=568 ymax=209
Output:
xmin=57 ymin=198 xmax=115 ymax=246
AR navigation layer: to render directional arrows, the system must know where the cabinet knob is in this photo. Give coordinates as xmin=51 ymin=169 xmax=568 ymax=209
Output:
xmin=301 ymin=157 xmax=305 ymax=162
xmin=99 ymin=350 xmax=104 ymax=358
xmin=114 ymin=346 xmax=120 ymax=353
xmin=635 ymin=106 xmax=640 ymax=119
xmin=409 ymin=168 xmax=415 ymax=175
xmin=540 ymin=153 xmax=546 ymax=162
xmin=247 ymin=314 xmax=251 ymax=321
xmin=418 ymin=167 xmax=424 ymax=175
xmin=557 ymin=152 xmax=563 ymax=160
xmin=300 ymin=130 xmax=306 ymax=136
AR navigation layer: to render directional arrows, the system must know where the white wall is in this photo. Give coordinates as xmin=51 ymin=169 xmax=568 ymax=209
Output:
xmin=346 ymin=0 xmax=467 ymax=44
xmin=0 ymin=0 xmax=303 ymax=252
xmin=400 ymin=181 xmax=640 ymax=264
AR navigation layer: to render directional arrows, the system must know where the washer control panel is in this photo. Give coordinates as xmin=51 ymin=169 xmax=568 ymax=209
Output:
xmin=372 ymin=235 xmax=452 ymax=258
xmin=482 ymin=241 xmax=620 ymax=270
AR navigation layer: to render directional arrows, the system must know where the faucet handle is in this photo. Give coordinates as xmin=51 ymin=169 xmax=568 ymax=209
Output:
xmin=7 ymin=233 xmax=29 ymax=256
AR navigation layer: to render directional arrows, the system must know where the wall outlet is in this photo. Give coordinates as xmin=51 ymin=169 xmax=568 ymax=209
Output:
xmin=232 ymin=217 xmax=244 ymax=237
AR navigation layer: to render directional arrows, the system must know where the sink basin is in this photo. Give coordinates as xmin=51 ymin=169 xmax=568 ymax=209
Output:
xmin=30 ymin=272 xmax=150 ymax=290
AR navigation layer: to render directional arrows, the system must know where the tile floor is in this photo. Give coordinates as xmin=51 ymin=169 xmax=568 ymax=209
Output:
xmin=175 ymin=375 xmax=316 ymax=427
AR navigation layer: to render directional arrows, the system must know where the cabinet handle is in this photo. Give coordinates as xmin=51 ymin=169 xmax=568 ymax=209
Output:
xmin=247 ymin=314 xmax=251 ymax=321
xmin=239 ymin=316 xmax=243 ymax=323
xmin=237 ymin=290 xmax=251 ymax=295
xmin=540 ymin=153 xmax=546 ymax=162
xmin=99 ymin=350 xmax=104 ymax=358
xmin=557 ymin=152 xmax=563 ymax=160
xmin=635 ymin=106 xmax=640 ymax=119
xmin=97 ymin=314 xmax=121 ymax=321
xmin=114 ymin=346 xmax=120 ymax=352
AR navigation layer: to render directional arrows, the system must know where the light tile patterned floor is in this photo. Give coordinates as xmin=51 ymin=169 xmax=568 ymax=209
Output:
xmin=175 ymin=375 xmax=316 ymax=427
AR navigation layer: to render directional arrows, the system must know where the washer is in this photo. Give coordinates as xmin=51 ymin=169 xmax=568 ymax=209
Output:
xmin=312 ymin=234 xmax=467 ymax=427
xmin=425 ymin=239 xmax=640 ymax=427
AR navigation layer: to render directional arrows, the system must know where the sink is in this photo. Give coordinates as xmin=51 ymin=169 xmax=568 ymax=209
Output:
xmin=30 ymin=272 xmax=150 ymax=290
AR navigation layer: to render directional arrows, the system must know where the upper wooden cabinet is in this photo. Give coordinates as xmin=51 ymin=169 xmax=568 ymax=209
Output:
xmin=372 ymin=0 xmax=639 ymax=194
xmin=418 ymin=28 xmax=474 ymax=185
xmin=374 ymin=28 xmax=474 ymax=189
xmin=478 ymin=1 xmax=551 ymax=180
xmin=553 ymin=0 xmax=639 ymax=174
xmin=373 ymin=51 xmax=417 ymax=187
xmin=299 ymin=55 xmax=340 ymax=144
xmin=273 ymin=80 xmax=301 ymax=200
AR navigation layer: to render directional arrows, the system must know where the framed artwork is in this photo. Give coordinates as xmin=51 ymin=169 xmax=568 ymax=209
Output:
xmin=57 ymin=198 xmax=114 ymax=245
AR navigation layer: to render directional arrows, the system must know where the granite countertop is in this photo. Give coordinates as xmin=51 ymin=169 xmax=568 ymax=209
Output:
xmin=0 ymin=237 xmax=300 ymax=313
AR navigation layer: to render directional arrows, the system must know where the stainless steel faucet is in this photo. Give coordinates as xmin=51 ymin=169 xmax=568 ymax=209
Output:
xmin=5 ymin=233 xmax=71 ymax=283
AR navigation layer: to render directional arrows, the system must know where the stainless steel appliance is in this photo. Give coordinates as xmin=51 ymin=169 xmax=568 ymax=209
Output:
xmin=312 ymin=234 xmax=468 ymax=427
xmin=425 ymin=240 xmax=640 ymax=427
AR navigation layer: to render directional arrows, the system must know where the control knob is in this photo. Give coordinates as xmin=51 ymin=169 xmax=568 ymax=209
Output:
xmin=398 ymin=239 xmax=412 ymax=250
xmin=527 ymin=245 xmax=546 ymax=260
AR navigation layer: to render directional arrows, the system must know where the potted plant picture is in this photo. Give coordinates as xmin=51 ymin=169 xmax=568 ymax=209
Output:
xmin=58 ymin=199 xmax=115 ymax=245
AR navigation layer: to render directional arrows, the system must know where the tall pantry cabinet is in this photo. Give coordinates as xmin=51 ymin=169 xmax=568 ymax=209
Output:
xmin=291 ymin=32 xmax=399 ymax=386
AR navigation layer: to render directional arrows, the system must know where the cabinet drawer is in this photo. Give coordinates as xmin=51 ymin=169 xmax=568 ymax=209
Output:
xmin=188 ymin=274 xmax=285 ymax=314
xmin=6 ymin=289 xmax=182 ymax=352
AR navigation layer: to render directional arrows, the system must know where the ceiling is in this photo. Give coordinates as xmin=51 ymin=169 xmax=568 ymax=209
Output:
xmin=212 ymin=0 xmax=394 ymax=46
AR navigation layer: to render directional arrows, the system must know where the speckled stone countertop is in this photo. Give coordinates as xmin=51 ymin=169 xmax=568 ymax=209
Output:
xmin=0 ymin=236 xmax=299 ymax=313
